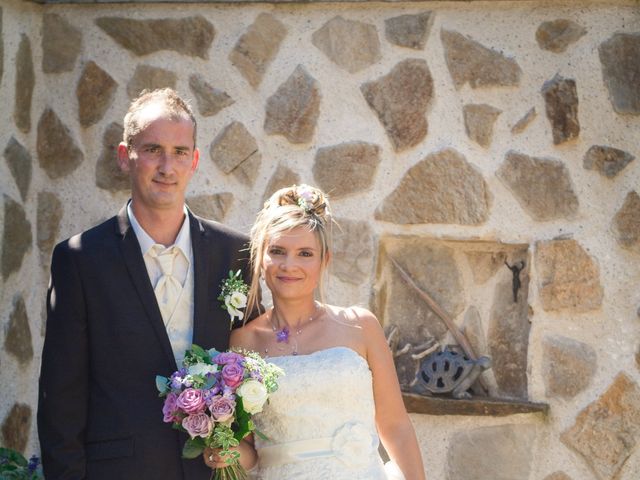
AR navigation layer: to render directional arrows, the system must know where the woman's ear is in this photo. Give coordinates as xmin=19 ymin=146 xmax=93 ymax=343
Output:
xmin=324 ymin=250 xmax=332 ymax=267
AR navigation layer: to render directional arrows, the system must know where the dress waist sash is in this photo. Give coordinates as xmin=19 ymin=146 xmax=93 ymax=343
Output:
xmin=257 ymin=422 xmax=379 ymax=469
xmin=258 ymin=436 xmax=336 ymax=467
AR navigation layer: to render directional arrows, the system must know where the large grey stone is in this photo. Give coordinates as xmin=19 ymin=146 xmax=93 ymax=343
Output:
xmin=561 ymin=373 xmax=640 ymax=480
xmin=210 ymin=122 xmax=261 ymax=186
xmin=488 ymin=273 xmax=530 ymax=399
xmin=361 ymin=59 xmax=433 ymax=152
xmin=37 ymin=191 xmax=63 ymax=261
xmin=583 ymin=145 xmax=635 ymax=178
xmin=4 ymin=137 xmax=32 ymax=202
xmin=384 ymin=12 xmax=433 ymax=50
xmin=465 ymin=250 xmax=506 ymax=285
xmin=313 ymin=142 xmax=380 ymax=199
xmin=461 ymin=306 xmax=487 ymax=358
xmin=535 ymin=239 xmax=603 ymax=312
xmin=42 ymin=13 xmax=82 ymax=73
xmin=0 ymin=8 xmax=3 ymax=85
xmin=264 ymin=65 xmax=320 ymax=144
xmin=262 ymin=164 xmax=300 ymax=203
xmin=463 ymin=103 xmax=501 ymax=147
xmin=229 ymin=13 xmax=287 ymax=89
xmin=127 ymin=65 xmax=177 ymax=100
xmin=15 ymin=34 xmax=35 ymax=134
xmin=5 ymin=295 xmax=33 ymax=365
xmin=543 ymin=473 xmax=573 ymax=480
xmin=446 ymin=425 xmax=536 ymax=480
xmin=536 ymin=19 xmax=586 ymax=53
xmin=376 ymin=237 xmax=464 ymax=346
xmin=2 ymin=196 xmax=32 ymax=280
xmin=375 ymin=148 xmax=490 ymax=225
xmin=542 ymin=335 xmax=597 ymax=399
xmin=496 ymin=151 xmax=579 ymax=221
xmin=187 ymin=193 xmax=233 ymax=222
xmin=96 ymin=16 xmax=214 ymax=59
xmin=441 ymin=29 xmax=522 ymax=89
xmin=312 ymin=16 xmax=381 ymax=73
xmin=1 ymin=403 xmax=31 ymax=454
xmin=511 ymin=107 xmax=536 ymax=134
xmin=612 ymin=191 xmax=640 ymax=253
xmin=599 ymin=33 xmax=640 ymax=115
xmin=96 ymin=122 xmax=128 ymax=192
xmin=37 ymin=108 xmax=84 ymax=179
xmin=542 ymin=74 xmax=580 ymax=144
xmin=331 ymin=217 xmax=374 ymax=285
xmin=77 ymin=61 xmax=118 ymax=127
xmin=188 ymin=74 xmax=234 ymax=117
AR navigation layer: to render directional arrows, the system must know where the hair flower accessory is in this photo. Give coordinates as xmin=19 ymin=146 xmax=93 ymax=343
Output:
xmin=296 ymin=185 xmax=317 ymax=212
xmin=218 ymin=270 xmax=249 ymax=329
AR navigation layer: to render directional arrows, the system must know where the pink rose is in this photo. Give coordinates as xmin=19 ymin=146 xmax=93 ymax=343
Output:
xmin=208 ymin=395 xmax=236 ymax=423
xmin=182 ymin=413 xmax=212 ymax=439
xmin=162 ymin=392 xmax=180 ymax=423
xmin=176 ymin=388 xmax=206 ymax=414
xmin=214 ymin=352 xmax=245 ymax=365
xmin=221 ymin=363 xmax=245 ymax=389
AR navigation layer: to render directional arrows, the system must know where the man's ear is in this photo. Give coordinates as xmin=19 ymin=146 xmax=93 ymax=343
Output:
xmin=191 ymin=148 xmax=200 ymax=173
xmin=117 ymin=142 xmax=131 ymax=172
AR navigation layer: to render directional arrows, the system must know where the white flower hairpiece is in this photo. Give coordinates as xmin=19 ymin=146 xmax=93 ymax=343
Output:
xmin=296 ymin=186 xmax=317 ymax=212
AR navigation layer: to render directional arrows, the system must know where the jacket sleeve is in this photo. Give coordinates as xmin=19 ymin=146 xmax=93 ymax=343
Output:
xmin=38 ymin=240 xmax=89 ymax=480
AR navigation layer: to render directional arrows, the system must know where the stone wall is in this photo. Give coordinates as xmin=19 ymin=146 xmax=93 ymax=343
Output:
xmin=1 ymin=1 xmax=639 ymax=478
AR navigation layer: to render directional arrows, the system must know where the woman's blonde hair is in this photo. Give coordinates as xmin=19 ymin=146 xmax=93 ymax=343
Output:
xmin=246 ymin=184 xmax=332 ymax=317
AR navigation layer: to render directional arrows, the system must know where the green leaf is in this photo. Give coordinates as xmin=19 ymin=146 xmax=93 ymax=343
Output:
xmin=155 ymin=375 xmax=169 ymax=394
xmin=253 ymin=428 xmax=269 ymax=441
xmin=182 ymin=437 xmax=205 ymax=459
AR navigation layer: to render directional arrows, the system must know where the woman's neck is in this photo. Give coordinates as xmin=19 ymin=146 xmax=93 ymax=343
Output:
xmin=271 ymin=298 xmax=318 ymax=328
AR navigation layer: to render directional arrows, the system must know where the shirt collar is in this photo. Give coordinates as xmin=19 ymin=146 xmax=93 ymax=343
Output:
xmin=127 ymin=202 xmax=192 ymax=261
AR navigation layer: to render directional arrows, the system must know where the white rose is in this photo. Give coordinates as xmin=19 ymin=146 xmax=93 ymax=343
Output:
xmin=237 ymin=379 xmax=268 ymax=414
xmin=331 ymin=422 xmax=376 ymax=468
xmin=225 ymin=293 xmax=246 ymax=321
xmin=188 ymin=363 xmax=218 ymax=377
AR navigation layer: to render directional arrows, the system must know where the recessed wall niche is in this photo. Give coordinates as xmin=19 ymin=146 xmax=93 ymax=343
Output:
xmin=373 ymin=236 xmax=530 ymax=401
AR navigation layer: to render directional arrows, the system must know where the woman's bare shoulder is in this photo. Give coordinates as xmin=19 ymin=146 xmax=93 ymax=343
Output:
xmin=230 ymin=312 xmax=269 ymax=351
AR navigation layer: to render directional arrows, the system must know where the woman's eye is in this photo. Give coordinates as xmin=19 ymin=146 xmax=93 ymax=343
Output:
xmin=299 ymin=251 xmax=313 ymax=257
xmin=269 ymin=248 xmax=284 ymax=255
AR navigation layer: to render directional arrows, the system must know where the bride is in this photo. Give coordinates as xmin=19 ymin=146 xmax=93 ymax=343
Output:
xmin=206 ymin=185 xmax=425 ymax=479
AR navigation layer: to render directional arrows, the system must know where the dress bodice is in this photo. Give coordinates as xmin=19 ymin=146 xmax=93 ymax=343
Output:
xmin=253 ymin=346 xmax=390 ymax=479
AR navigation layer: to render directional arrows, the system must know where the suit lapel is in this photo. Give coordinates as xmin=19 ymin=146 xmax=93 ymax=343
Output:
xmin=115 ymin=205 xmax=176 ymax=369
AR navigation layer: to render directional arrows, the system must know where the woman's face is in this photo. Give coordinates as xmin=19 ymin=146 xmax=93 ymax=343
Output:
xmin=262 ymin=226 xmax=324 ymax=302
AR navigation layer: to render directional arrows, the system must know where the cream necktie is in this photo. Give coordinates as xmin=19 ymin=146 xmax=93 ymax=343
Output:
xmin=150 ymin=245 xmax=182 ymax=324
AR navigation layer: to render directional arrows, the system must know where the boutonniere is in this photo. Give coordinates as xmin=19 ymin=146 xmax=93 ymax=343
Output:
xmin=218 ymin=270 xmax=249 ymax=329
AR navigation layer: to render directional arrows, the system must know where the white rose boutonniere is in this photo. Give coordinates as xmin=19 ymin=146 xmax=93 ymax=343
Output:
xmin=218 ymin=270 xmax=249 ymax=329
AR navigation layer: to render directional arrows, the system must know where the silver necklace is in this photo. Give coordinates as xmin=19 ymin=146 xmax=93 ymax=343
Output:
xmin=265 ymin=303 xmax=320 ymax=356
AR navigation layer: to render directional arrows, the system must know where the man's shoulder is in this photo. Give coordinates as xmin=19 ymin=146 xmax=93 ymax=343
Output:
xmin=54 ymin=215 xmax=119 ymax=255
xmin=191 ymin=213 xmax=249 ymax=243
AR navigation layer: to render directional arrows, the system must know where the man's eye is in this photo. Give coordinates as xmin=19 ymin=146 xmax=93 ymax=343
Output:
xmin=176 ymin=150 xmax=189 ymax=156
xmin=146 ymin=146 xmax=160 ymax=154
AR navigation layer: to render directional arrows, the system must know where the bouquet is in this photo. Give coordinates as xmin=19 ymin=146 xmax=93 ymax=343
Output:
xmin=0 ymin=448 xmax=43 ymax=479
xmin=156 ymin=344 xmax=284 ymax=480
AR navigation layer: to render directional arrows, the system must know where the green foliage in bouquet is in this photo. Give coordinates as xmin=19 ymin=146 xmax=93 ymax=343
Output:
xmin=0 ymin=448 xmax=43 ymax=480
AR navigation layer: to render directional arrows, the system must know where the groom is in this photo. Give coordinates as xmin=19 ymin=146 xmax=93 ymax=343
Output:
xmin=38 ymin=88 xmax=250 ymax=479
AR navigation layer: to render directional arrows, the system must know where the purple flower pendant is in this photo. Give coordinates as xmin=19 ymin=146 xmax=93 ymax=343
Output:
xmin=276 ymin=326 xmax=290 ymax=343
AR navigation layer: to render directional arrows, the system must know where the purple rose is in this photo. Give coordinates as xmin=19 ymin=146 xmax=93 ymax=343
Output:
xmin=182 ymin=413 xmax=212 ymax=439
xmin=221 ymin=363 xmax=245 ymax=389
xmin=170 ymin=369 xmax=187 ymax=390
xmin=162 ymin=392 xmax=180 ymax=423
xmin=214 ymin=351 xmax=245 ymax=365
xmin=176 ymin=388 xmax=206 ymax=414
xmin=208 ymin=395 xmax=236 ymax=423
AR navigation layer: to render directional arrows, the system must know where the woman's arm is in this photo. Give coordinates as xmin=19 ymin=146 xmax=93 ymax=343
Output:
xmin=356 ymin=308 xmax=426 ymax=480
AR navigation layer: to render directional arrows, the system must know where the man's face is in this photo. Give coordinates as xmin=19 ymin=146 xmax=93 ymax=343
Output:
xmin=118 ymin=105 xmax=199 ymax=215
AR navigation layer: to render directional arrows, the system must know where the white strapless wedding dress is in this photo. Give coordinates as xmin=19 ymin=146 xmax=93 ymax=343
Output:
xmin=252 ymin=346 xmax=404 ymax=480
